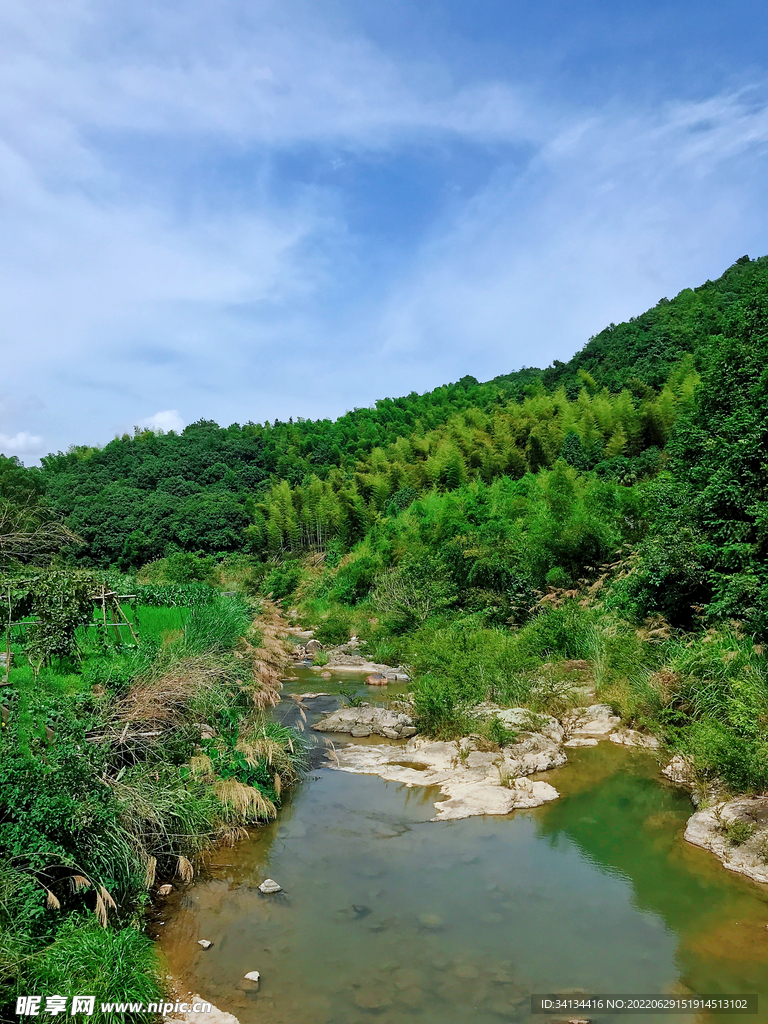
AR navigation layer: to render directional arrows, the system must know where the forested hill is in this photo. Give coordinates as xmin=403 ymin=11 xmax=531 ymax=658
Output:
xmin=2 ymin=252 xmax=767 ymax=570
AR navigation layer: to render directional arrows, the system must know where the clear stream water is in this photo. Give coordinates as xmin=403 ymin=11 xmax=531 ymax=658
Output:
xmin=157 ymin=669 xmax=768 ymax=1024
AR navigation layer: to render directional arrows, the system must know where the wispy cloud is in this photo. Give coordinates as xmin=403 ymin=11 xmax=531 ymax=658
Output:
xmin=372 ymin=90 xmax=768 ymax=381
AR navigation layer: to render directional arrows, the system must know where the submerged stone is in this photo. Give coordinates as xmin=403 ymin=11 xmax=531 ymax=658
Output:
xmin=353 ymin=988 xmax=392 ymax=1011
xmin=418 ymin=912 xmax=443 ymax=930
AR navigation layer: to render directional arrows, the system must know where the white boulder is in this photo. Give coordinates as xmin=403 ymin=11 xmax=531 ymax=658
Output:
xmin=662 ymin=754 xmax=695 ymax=787
xmin=609 ymin=727 xmax=660 ymax=749
xmin=563 ymin=703 xmax=620 ymax=739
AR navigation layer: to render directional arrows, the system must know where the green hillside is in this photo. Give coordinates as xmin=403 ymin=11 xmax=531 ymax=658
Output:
xmin=3 ymin=253 xmax=766 ymax=576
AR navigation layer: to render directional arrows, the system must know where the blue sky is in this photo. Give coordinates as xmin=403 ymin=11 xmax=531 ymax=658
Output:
xmin=1 ymin=0 xmax=767 ymax=459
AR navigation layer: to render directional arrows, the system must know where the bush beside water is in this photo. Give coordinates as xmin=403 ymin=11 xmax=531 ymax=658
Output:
xmin=0 ymin=588 xmax=304 ymax=1022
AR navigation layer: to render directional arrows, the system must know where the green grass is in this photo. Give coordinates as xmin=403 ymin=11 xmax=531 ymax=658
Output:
xmin=19 ymin=919 xmax=164 ymax=1024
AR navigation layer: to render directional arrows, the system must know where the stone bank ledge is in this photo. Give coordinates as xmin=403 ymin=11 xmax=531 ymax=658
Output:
xmin=328 ymin=731 xmax=564 ymax=821
xmin=684 ymin=796 xmax=768 ymax=886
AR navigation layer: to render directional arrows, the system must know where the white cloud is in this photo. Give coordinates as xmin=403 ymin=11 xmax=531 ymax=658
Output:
xmin=138 ymin=410 xmax=185 ymax=434
xmin=0 ymin=431 xmax=44 ymax=457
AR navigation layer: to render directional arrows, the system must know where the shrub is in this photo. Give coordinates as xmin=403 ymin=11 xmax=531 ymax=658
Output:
xmin=161 ymin=552 xmax=217 ymax=584
xmin=680 ymin=720 xmax=768 ymax=793
xmin=485 ymin=715 xmax=516 ymax=748
xmin=411 ymin=675 xmax=474 ymax=739
xmin=314 ymin=615 xmax=351 ymax=646
xmin=324 ymin=538 xmax=345 ymax=569
xmin=516 ymin=602 xmax=597 ymax=663
xmin=544 ymin=566 xmax=570 ymax=589
xmin=331 ymin=554 xmax=380 ymax=605
xmin=261 ymin=560 xmax=303 ymax=600
xmin=374 ymin=553 xmax=456 ymax=629
xmin=724 ymin=819 xmax=756 ymax=846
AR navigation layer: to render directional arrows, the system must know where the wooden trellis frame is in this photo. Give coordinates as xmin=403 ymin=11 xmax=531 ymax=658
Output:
xmin=90 ymin=586 xmax=140 ymax=647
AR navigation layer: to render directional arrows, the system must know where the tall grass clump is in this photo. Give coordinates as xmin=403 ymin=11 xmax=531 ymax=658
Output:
xmin=411 ymin=675 xmax=477 ymax=739
xmin=21 ymin=920 xmax=164 ymax=1024
xmin=183 ymin=595 xmax=250 ymax=655
xmin=650 ymin=627 xmax=768 ymax=792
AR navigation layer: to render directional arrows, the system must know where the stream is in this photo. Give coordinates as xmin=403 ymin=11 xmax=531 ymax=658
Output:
xmin=156 ymin=669 xmax=768 ymax=1024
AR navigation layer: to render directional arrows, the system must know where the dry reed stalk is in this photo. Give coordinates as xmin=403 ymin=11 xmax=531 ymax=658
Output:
xmin=114 ymin=601 xmax=293 ymax=733
xmin=44 ymin=887 xmax=60 ymax=910
xmin=213 ymin=777 xmax=276 ymax=820
xmin=189 ymin=754 xmax=214 ymax=778
xmin=176 ymin=856 xmax=194 ymax=883
xmin=143 ymin=856 xmax=157 ymax=889
xmin=115 ymin=657 xmax=220 ymax=728
xmin=219 ymin=826 xmax=249 ymax=847
xmin=94 ymin=892 xmax=108 ymax=927
xmin=100 ymin=885 xmax=117 ymax=910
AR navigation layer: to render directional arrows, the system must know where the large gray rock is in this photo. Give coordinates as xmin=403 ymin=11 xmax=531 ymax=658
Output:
xmin=313 ymin=705 xmax=418 ymax=740
xmin=472 ymin=705 xmax=564 ymax=744
xmin=609 ymin=727 xmax=660 ymax=749
xmin=684 ymin=797 xmax=768 ymax=885
xmin=311 ymin=653 xmax=410 ymax=680
xmin=329 ymin=733 xmax=564 ymax=821
xmin=662 ymin=754 xmax=695 ymax=787
xmin=562 ymin=703 xmax=620 ymax=739
xmin=501 ymin=732 xmax=567 ymax=776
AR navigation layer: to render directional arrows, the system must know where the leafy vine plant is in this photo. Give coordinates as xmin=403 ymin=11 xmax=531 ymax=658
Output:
xmin=0 ymin=570 xmax=97 ymax=678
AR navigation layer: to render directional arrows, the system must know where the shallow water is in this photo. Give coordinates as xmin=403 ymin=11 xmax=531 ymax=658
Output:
xmin=158 ymin=671 xmax=768 ymax=1024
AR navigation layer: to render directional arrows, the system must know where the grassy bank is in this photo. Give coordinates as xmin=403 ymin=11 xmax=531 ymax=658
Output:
xmin=0 ymin=587 xmax=304 ymax=1022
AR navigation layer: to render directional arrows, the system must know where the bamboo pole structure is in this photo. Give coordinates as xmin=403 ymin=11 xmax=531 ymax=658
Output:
xmin=3 ymin=588 xmax=11 ymax=685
